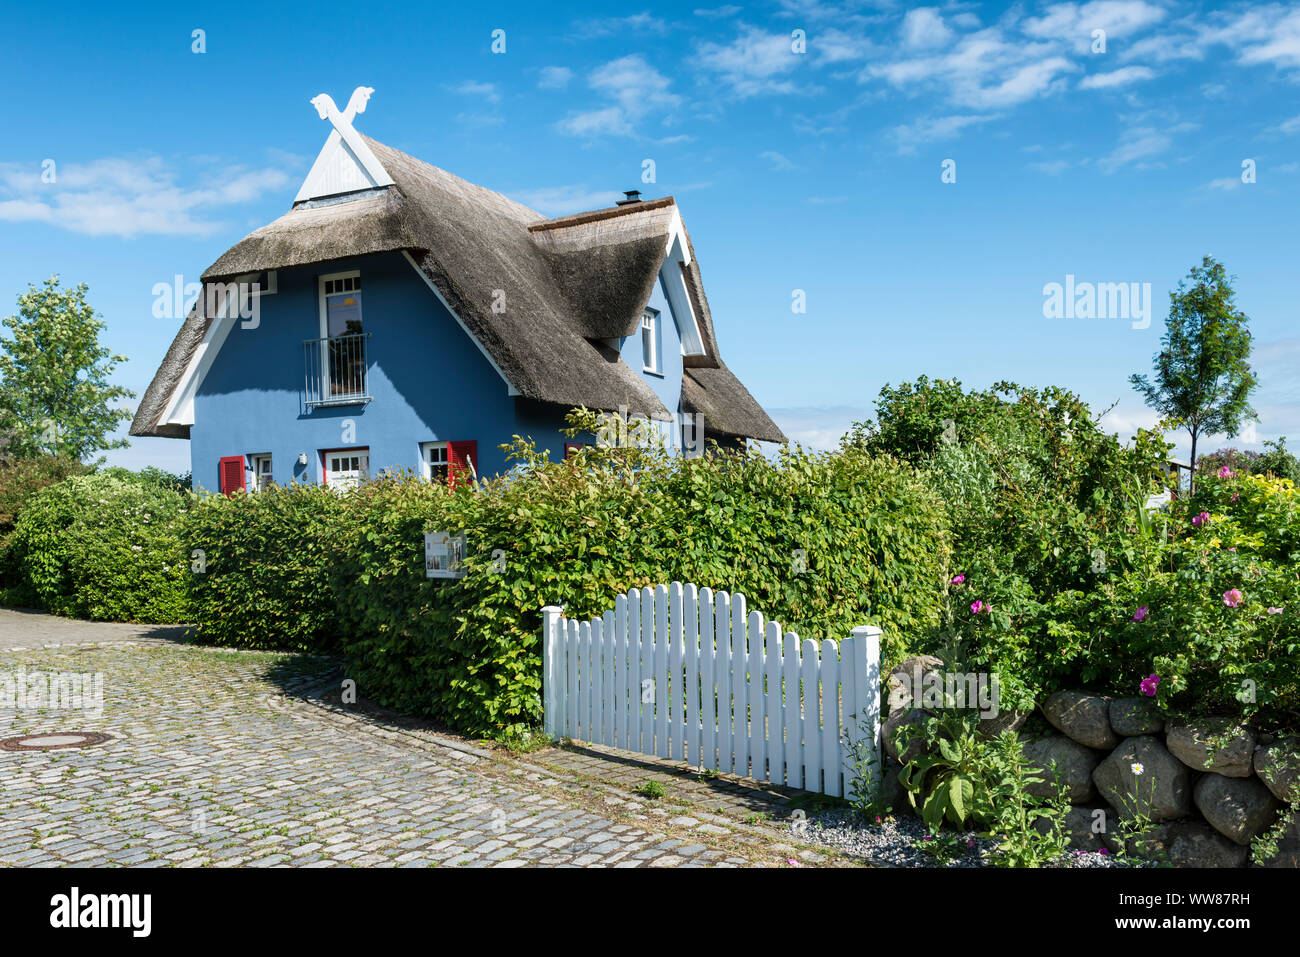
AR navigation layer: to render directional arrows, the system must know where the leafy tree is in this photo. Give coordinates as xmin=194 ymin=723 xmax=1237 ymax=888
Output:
xmin=1129 ymin=256 xmax=1258 ymax=486
xmin=0 ymin=277 xmax=134 ymax=463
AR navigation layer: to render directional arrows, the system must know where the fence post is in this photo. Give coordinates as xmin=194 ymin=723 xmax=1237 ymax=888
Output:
xmin=847 ymin=625 xmax=882 ymax=801
xmin=542 ymin=605 xmax=563 ymax=737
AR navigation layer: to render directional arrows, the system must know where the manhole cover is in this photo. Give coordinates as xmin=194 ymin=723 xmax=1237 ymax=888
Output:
xmin=0 ymin=732 xmax=111 ymax=752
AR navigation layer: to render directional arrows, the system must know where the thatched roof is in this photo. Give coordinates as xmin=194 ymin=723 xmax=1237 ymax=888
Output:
xmin=682 ymin=361 xmax=787 ymax=444
xmin=131 ymin=136 xmax=786 ymax=446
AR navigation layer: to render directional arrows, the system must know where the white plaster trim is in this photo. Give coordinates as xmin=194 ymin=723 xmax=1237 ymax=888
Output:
xmin=159 ymin=277 xmax=257 ymax=427
xmin=658 ymin=233 xmax=706 ymax=357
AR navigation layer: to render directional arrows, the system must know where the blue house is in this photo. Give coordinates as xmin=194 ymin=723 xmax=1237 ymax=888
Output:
xmin=131 ymin=89 xmax=786 ymax=492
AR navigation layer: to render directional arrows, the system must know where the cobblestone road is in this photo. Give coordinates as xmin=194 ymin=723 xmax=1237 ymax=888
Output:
xmin=0 ymin=617 xmax=770 ymax=868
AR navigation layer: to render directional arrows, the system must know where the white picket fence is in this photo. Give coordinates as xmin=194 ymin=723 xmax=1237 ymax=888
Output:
xmin=541 ymin=583 xmax=881 ymax=799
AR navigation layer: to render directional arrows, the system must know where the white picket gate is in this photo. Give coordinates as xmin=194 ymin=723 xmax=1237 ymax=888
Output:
xmin=541 ymin=583 xmax=881 ymax=799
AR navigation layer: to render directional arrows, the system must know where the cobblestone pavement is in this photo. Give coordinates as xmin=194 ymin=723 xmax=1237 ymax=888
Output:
xmin=0 ymin=622 xmax=800 ymax=868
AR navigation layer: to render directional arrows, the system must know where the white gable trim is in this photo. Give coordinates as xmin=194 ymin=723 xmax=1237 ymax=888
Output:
xmin=295 ymin=130 xmax=395 ymax=203
xmin=659 ymin=211 xmax=706 ymax=357
xmin=158 ymin=281 xmax=251 ymax=428
xmin=401 ymin=251 xmax=520 ymax=396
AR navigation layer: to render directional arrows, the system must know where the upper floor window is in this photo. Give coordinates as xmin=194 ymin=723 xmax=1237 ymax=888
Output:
xmin=641 ymin=308 xmax=660 ymax=375
xmin=321 ymin=272 xmax=363 ymax=338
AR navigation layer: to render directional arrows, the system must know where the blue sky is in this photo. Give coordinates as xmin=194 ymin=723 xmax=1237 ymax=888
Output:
xmin=1 ymin=0 xmax=1297 ymax=473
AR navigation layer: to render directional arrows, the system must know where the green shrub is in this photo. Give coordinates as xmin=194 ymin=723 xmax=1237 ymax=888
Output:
xmin=848 ymin=378 xmax=1172 ymax=714
xmin=0 ymin=455 xmax=88 ymax=591
xmin=1197 ymin=438 xmax=1300 ymax=485
xmin=9 ymin=471 xmax=189 ymax=622
xmin=1093 ymin=472 xmax=1300 ymax=727
xmin=329 ymin=426 xmax=950 ymax=738
xmin=183 ymin=482 xmax=346 ymax=650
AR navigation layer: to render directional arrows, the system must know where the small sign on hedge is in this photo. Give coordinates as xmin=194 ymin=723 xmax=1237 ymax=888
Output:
xmin=425 ymin=531 xmax=466 ymax=579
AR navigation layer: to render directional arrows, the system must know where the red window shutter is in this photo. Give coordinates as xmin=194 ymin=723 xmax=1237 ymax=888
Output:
xmin=447 ymin=440 xmax=477 ymax=488
xmin=564 ymin=442 xmax=582 ymax=459
xmin=218 ymin=456 xmax=245 ymax=496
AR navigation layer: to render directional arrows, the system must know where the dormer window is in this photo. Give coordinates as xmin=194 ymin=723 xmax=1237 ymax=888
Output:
xmin=641 ymin=309 xmax=660 ymax=375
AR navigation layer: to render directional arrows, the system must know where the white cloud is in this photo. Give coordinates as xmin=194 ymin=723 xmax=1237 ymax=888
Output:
xmin=1099 ymin=126 xmax=1171 ymax=171
xmin=1204 ymin=5 xmax=1300 ymax=69
xmin=0 ymin=157 xmax=290 ymax=238
xmin=508 ymin=184 xmax=624 ymax=216
xmin=1029 ymin=159 xmax=1071 ymax=174
xmin=695 ymin=26 xmax=808 ymax=97
xmin=694 ymin=5 xmax=741 ymax=18
xmin=1023 ymin=1 xmax=1167 ymax=50
xmin=537 ymin=66 xmax=573 ymax=90
xmin=1079 ymin=65 xmax=1155 ymax=89
xmin=901 ymin=8 xmax=954 ymax=50
xmin=589 ymin=55 xmax=680 ymax=112
xmin=868 ymin=29 xmax=1076 ymax=110
xmin=1276 ymin=114 xmax=1300 ymax=134
xmin=557 ymin=106 xmax=633 ymax=138
xmin=767 ymin=405 xmax=870 ymax=452
xmin=574 ymin=12 xmax=668 ymax=38
xmin=892 ymin=113 xmax=997 ymax=152
xmin=557 ymin=56 xmax=680 ymax=138
xmin=1204 ymin=176 xmax=1242 ymax=190
xmin=760 ymin=150 xmax=798 ymax=170
xmin=1095 ymin=403 xmax=1163 ymax=443
xmin=454 ymin=81 xmax=499 ymax=102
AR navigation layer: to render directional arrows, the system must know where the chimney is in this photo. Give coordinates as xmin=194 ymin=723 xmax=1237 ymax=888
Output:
xmin=615 ymin=190 xmax=642 ymax=206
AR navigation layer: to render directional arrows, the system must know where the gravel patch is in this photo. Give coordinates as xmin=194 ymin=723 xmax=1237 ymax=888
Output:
xmin=790 ymin=808 xmax=1143 ymax=868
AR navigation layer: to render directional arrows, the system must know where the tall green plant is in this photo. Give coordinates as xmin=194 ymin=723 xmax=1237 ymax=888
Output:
xmin=0 ymin=277 xmax=134 ymax=463
xmin=1130 ymin=256 xmax=1258 ymax=484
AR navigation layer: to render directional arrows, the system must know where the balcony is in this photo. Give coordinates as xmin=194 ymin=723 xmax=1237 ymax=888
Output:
xmin=304 ymin=333 xmax=372 ymax=408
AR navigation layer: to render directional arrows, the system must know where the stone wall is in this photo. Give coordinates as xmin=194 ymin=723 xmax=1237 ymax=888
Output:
xmin=883 ymin=658 xmax=1300 ymax=867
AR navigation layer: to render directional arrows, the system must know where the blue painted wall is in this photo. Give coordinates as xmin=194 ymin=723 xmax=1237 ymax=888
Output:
xmin=189 ymin=252 xmax=690 ymax=491
xmin=192 ymin=251 xmax=521 ymax=490
xmin=618 ymin=273 xmax=683 ymax=415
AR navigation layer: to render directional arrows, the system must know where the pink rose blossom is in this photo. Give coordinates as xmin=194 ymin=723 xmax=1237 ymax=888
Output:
xmin=1268 ymin=607 xmax=1283 ymax=615
xmin=1140 ymin=673 xmax=1160 ymax=697
xmin=1192 ymin=512 xmax=1211 ymax=528
xmin=1223 ymin=589 xmax=1243 ymax=607
xmin=970 ymin=600 xmax=987 ymax=614
xmin=1219 ymin=466 xmax=1234 ymax=479
xmin=1132 ymin=606 xmax=1149 ymax=623
xmin=950 ymin=574 xmax=965 ymax=585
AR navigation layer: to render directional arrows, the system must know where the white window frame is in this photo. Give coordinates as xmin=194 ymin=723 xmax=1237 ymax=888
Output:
xmin=641 ymin=308 xmax=661 ymax=375
xmin=420 ymin=441 xmax=449 ymax=482
xmin=250 ymin=454 xmax=273 ymax=493
xmin=324 ymin=449 xmax=370 ymax=491
xmin=318 ymin=270 xmax=362 ymax=340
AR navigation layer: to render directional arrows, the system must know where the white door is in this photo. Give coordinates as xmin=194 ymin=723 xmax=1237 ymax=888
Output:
xmin=326 ymin=451 xmax=369 ymax=490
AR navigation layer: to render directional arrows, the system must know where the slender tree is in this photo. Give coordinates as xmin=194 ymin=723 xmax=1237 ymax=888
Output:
xmin=0 ymin=276 xmax=134 ymax=462
xmin=1130 ymin=256 xmax=1257 ymax=488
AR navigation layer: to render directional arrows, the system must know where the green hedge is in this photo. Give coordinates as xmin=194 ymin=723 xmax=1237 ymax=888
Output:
xmin=183 ymin=482 xmax=346 ymax=650
xmin=0 ymin=455 xmax=88 ymax=593
xmin=8 ymin=471 xmax=190 ymax=622
xmin=327 ymin=440 xmax=951 ymax=738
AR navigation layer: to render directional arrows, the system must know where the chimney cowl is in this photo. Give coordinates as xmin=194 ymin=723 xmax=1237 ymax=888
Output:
xmin=615 ymin=190 xmax=643 ymax=206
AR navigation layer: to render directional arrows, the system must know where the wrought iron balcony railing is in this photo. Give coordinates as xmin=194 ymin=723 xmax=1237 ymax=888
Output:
xmin=304 ymin=333 xmax=372 ymax=408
